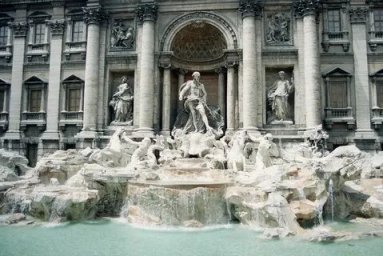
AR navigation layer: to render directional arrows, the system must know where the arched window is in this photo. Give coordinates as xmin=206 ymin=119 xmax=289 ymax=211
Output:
xmin=60 ymin=75 xmax=84 ymax=129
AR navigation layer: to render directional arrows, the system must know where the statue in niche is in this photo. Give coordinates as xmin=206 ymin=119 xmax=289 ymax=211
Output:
xmin=266 ymin=13 xmax=291 ymax=45
xmin=173 ymin=71 xmax=223 ymax=137
xmin=267 ymin=71 xmax=294 ymax=123
xmin=109 ymin=76 xmax=134 ymax=124
xmin=111 ymin=21 xmax=134 ymax=49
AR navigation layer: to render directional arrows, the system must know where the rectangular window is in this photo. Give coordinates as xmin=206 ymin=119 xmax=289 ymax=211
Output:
xmin=328 ymin=9 xmax=341 ymax=33
xmin=0 ymin=26 xmax=7 ymax=47
xmin=34 ymin=23 xmax=45 ymax=44
xmin=67 ymin=88 xmax=81 ymax=111
xmin=0 ymin=90 xmax=4 ymax=112
xmin=377 ymin=81 xmax=383 ymax=108
xmin=29 ymin=89 xmax=42 ymax=112
xmin=328 ymin=80 xmax=348 ymax=108
xmin=72 ymin=21 xmax=84 ymax=42
xmin=374 ymin=9 xmax=383 ymax=33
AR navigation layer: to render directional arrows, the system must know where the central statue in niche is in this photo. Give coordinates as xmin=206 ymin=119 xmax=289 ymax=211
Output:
xmin=173 ymin=72 xmax=223 ymax=137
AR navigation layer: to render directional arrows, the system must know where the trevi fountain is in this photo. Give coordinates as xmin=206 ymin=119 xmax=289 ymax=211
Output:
xmin=0 ymin=71 xmax=383 ymax=256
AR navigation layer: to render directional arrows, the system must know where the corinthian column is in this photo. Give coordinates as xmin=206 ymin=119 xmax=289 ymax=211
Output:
xmin=81 ymin=6 xmax=105 ymax=136
xmin=135 ymin=3 xmax=158 ymax=137
xmin=294 ymin=0 xmax=322 ymax=129
xmin=239 ymin=0 xmax=262 ymax=132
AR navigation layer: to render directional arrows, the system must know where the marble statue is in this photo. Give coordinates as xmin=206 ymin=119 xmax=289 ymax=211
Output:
xmin=109 ymin=76 xmax=134 ymax=124
xmin=267 ymin=71 xmax=294 ymax=123
xmin=173 ymin=71 xmax=223 ymax=137
xmin=255 ymin=133 xmax=280 ymax=171
xmin=226 ymin=131 xmax=249 ymax=172
xmin=111 ymin=21 xmax=134 ymax=49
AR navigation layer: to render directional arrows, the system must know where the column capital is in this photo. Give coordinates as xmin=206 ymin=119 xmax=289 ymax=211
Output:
xmin=46 ymin=19 xmax=65 ymax=36
xmin=293 ymin=0 xmax=322 ymax=18
xmin=51 ymin=0 xmax=65 ymax=8
xmin=159 ymin=52 xmax=172 ymax=69
xmin=136 ymin=3 xmax=158 ymax=23
xmin=349 ymin=7 xmax=368 ymax=24
xmin=83 ymin=6 xmax=106 ymax=25
xmin=8 ymin=22 xmax=28 ymax=37
xmin=239 ymin=0 xmax=263 ymax=18
xmin=215 ymin=67 xmax=224 ymax=74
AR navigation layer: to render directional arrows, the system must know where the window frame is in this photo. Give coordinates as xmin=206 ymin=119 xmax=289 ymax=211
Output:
xmin=322 ymin=68 xmax=355 ymax=129
xmin=23 ymin=77 xmax=47 ymax=113
xmin=321 ymin=1 xmax=350 ymax=52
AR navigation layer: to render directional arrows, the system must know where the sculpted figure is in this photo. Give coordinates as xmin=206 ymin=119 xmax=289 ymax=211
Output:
xmin=111 ymin=21 xmax=134 ymax=49
xmin=255 ymin=133 xmax=280 ymax=171
xmin=173 ymin=71 xmax=223 ymax=137
xmin=267 ymin=71 xmax=294 ymax=122
xmin=110 ymin=76 xmax=134 ymax=124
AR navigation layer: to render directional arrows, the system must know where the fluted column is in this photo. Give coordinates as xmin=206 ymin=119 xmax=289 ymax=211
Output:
xmin=239 ymin=0 xmax=262 ymax=132
xmin=350 ymin=8 xmax=373 ymax=135
xmin=6 ymin=21 xmax=28 ymax=141
xmin=216 ymin=68 xmax=225 ymax=117
xmin=294 ymin=0 xmax=322 ymax=128
xmin=161 ymin=64 xmax=171 ymax=134
xmin=44 ymin=19 xmax=65 ymax=140
xmin=226 ymin=65 xmax=236 ymax=131
xmin=81 ymin=6 xmax=104 ymax=135
xmin=136 ymin=3 xmax=158 ymax=136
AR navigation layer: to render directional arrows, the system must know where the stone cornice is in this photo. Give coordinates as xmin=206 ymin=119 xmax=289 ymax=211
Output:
xmin=349 ymin=7 xmax=368 ymax=24
xmin=293 ymin=0 xmax=322 ymax=18
xmin=83 ymin=6 xmax=106 ymax=25
xmin=46 ymin=19 xmax=65 ymax=36
xmin=136 ymin=3 xmax=158 ymax=23
xmin=239 ymin=0 xmax=263 ymax=18
xmin=8 ymin=21 xmax=28 ymax=37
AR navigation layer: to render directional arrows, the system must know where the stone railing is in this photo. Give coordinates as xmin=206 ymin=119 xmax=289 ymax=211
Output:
xmin=64 ymin=41 xmax=86 ymax=61
xmin=372 ymin=107 xmax=383 ymax=129
xmin=368 ymin=31 xmax=383 ymax=51
xmin=324 ymin=107 xmax=355 ymax=130
xmin=322 ymin=31 xmax=350 ymax=52
xmin=20 ymin=111 xmax=46 ymax=130
xmin=59 ymin=111 xmax=83 ymax=129
xmin=60 ymin=111 xmax=83 ymax=120
xmin=26 ymin=43 xmax=49 ymax=62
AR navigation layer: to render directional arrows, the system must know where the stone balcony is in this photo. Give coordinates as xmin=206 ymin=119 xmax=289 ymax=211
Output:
xmin=371 ymin=107 xmax=383 ymax=129
xmin=20 ymin=112 xmax=46 ymax=130
xmin=59 ymin=111 xmax=83 ymax=129
xmin=0 ymin=44 xmax=12 ymax=63
xmin=324 ymin=107 xmax=355 ymax=130
xmin=64 ymin=41 xmax=86 ymax=61
xmin=322 ymin=31 xmax=350 ymax=52
xmin=0 ymin=112 xmax=8 ymax=132
xmin=368 ymin=31 xmax=383 ymax=51
xmin=26 ymin=43 xmax=49 ymax=63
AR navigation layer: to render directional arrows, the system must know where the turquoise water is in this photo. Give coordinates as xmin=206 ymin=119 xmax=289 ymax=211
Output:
xmin=0 ymin=219 xmax=382 ymax=256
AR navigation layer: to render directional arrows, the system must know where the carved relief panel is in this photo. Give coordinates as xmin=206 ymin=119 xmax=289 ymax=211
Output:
xmin=264 ymin=12 xmax=293 ymax=46
xmin=110 ymin=19 xmax=135 ymax=51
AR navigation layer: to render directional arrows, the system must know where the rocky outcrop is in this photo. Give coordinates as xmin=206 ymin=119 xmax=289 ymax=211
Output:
xmin=0 ymin=149 xmax=30 ymax=182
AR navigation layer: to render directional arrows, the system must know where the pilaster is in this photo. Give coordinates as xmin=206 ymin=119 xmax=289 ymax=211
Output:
xmin=350 ymin=7 xmax=375 ymax=139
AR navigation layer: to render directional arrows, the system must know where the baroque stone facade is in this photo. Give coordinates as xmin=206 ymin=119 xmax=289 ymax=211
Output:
xmin=0 ymin=0 xmax=383 ymax=165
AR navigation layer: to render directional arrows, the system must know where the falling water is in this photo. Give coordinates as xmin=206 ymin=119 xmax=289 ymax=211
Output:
xmin=329 ymin=179 xmax=334 ymax=222
xmin=316 ymin=205 xmax=324 ymax=226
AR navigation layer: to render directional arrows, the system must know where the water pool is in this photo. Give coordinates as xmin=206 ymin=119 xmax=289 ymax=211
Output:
xmin=0 ymin=219 xmax=382 ymax=256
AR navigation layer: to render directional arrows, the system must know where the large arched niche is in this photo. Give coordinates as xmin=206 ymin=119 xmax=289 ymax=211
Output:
xmin=161 ymin=12 xmax=238 ymax=55
xmin=171 ymin=23 xmax=227 ymax=63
